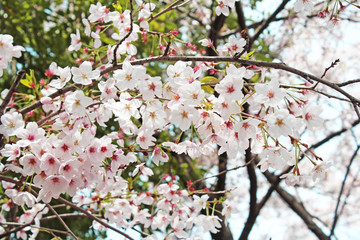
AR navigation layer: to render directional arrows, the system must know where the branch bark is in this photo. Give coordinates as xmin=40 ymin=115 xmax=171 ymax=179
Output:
xmin=19 ymin=56 xmax=360 ymax=118
xmin=239 ymin=147 xmax=258 ymax=240
xmin=0 ymin=175 xmax=135 ymax=240
xmin=249 ymin=0 xmax=291 ymax=48
xmin=211 ymin=153 xmax=234 ymax=240
xmin=235 ymin=1 xmax=246 ymax=31
xmin=262 ymin=171 xmax=330 ymax=240
xmin=207 ymin=9 xmax=226 ymax=56
xmin=0 ymin=70 xmax=25 ymax=116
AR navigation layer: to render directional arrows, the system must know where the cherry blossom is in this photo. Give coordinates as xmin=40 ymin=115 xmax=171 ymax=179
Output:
xmin=68 ymin=29 xmax=82 ymax=51
xmin=64 ymin=90 xmax=93 ymax=117
xmin=1 ymin=1 xmax=359 ymax=239
xmin=71 ymin=61 xmax=100 ymax=85
xmin=294 ymin=0 xmax=314 ymax=13
xmin=215 ymin=2 xmax=230 ymax=16
xmin=113 ymin=61 xmax=147 ymax=91
xmin=254 ymin=79 xmax=286 ymax=107
xmin=0 ymin=111 xmax=25 ymax=139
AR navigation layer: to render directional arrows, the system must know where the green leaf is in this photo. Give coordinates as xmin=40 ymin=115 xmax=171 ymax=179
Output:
xmin=202 ymin=85 xmax=215 ymax=94
xmin=100 ymin=33 xmax=117 ymax=45
xmin=181 ymin=163 xmax=189 ymax=168
xmin=242 ymin=50 xmax=255 ymax=59
xmin=200 ymin=76 xmax=218 ymax=94
xmin=200 ymin=76 xmax=218 ymax=84
xmin=20 ymin=78 xmax=32 ymax=88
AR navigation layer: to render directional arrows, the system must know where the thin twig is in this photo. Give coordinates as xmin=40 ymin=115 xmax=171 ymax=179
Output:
xmin=0 ymin=175 xmax=135 ymax=240
xmin=329 ymin=145 xmax=360 ymax=237
xmin=37 ymin=108 xmax=64 ymax=127
xmin=113 ymin=0 xmax=134 ymax=65
xmin=321 ymin=59 xmax=340 ymax=79
xmin=148 ymin=0 xmax=185 ymax=23
xmin=18 ymin=56 xmax=360 ymax=120
xmin=195 ymin=187 xmax=237 ymax=195
xmin=250 ymin=0 xmax=291 ymax=48
xmin=55 ymin=197 xmax=135 ymax=240
xmin=337 ymin=78 xmax=360 ymax=87
xmin=191 ymin=156 xmax=256 ymax=186
xmin=0 ymin=70 xmax=25 ymax=116
xmin=46 ymin=203 xmax=80 ymax=240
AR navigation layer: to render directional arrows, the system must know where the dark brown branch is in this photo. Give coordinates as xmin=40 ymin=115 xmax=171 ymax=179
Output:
xmin=148 ymin=0 xmax=185 ymax=23
xmin=19 ymin=56 xmax=360 ymax=119
xmin=337 ymin=78 xmax=360 ymax=87
xmin=19 ymin=84 xmax=79 ymax=115
xmin=321 ymin=59 xmax=340 ymax=79
xmin=113 ymin=0 xmax=133 ymax=65
xmin=207 ymin=12 xmax=226 ymax=56
xmin=235 ymin=1 xmax=246 ymax=31
xmin=263 ymin=171 xmax=330 ymax=240
xmin=101 ymin=56 xmax=360 ymax=111
xmin=37 ymin=108 xmax=64 ymax=127
xmin=239 ymin=147 xmax=258 ymax=240
xmin=249 ymin=0 xmax=291 ymax=48
xmin=0 ymin=70 xmax=25 ymax=116
xmin=46 ymin=203 xmax=79 ymax=240
xmin=163 ymin=40 xmax=171 ymax=56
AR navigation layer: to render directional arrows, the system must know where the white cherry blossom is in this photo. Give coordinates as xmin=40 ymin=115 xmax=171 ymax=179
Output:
xmin=71 ymin=61 xmax=100 ymax=85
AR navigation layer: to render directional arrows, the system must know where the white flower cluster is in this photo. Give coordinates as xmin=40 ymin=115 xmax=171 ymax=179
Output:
xmin=0 ymin=34 xmax=25 ymax=76
xmin=215 ymin=0 xmax=240 ymax=16
xmin=0 ymin=1 xmax=336 ymax=239
xmin=68 ymin=1 xmax=155 ymax=55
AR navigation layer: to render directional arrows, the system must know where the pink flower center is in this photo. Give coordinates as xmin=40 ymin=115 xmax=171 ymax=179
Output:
xmin=48 ymin=157 xmax=55 ymax=164
xmin=267 ymin=91 xmax=275 ymax=98
xmin=29 ymin=158 xmax=37 ymax=165
xmin=227 ymin=86 xmax=235 ymax=93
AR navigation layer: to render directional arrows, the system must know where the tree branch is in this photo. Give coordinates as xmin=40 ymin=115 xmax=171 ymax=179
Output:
xmin=113 ymin=0 xmax=133 ymax=65
xmin=235 ymin=1 xmax=246 ymax=31
xmin=148 ymin=0 xmax=186 ymax=23
xmin=263 ymin=171 xmax=330 ymax=240
xmin=250 ymin=0 xmax=291 ymax=49
xmin=211 ymin=153 xmax=234 ymax=240
xmin=0 ymin=175 xmax=135 ymax=240
xmin=19 ymin=56 xmax=360 ymax=121
xmin=239 ymin=147 xmax=258 ymax=240
xmin=101 ymin=56 xmax=360 ymax=113
xmin=0 ymin=70 xmax=25 ymax=116
xmin=337 ymin=78 xmax=360 ymax=87
xmin=329 ymin=145 xmax=360 ymax=237
xmin=207 ymin=9 xmax=227 ymax=56
xmin=46 ymin=203 xmax=79 ymax=240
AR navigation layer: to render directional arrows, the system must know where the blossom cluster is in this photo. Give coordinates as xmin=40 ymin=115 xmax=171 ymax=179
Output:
xmin=0 ymin=1 xmax=339 ymax=239
xmin=0 ymin=34 xmax=24 ymax=77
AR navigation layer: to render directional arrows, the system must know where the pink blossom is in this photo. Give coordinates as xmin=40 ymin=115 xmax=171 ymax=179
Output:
xmin=71 ymin=61 xmax=100 ymax=85
xmin=0 ymin=111 xmax=25 ymax=139
xmin=19 ymin=154 xmax=41 ymax=175
xmin=64 ymin=90 xmax=93 ymax=117
xmin=68 ymin=29 xmax=81 ymax=51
